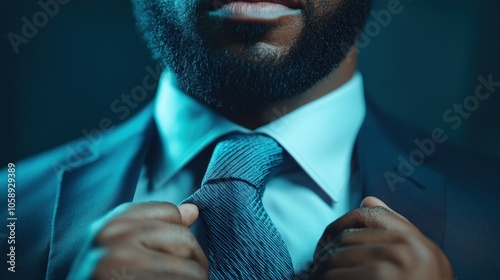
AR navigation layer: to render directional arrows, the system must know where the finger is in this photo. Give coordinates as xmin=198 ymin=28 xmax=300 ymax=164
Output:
xmin=115 ymin=202 xmax=184 ymax=225
xmin=96 ymin=220 xmax=209 ymax=270
xmin=137 ymin=223 xmax=209 ymax=270
xmin=93 ymin=202 xmax=184 ymax=240
xmin=137 ymin=255 xmax=208 ymax=280
xmin=96 ymin=246 xmax=208 ymax=280
xmin=315 ymin=244 xmax=410 ymax=273
xmin=313 ymin=229 xmax=414 ymax=266
xmin=137 ymin=250 xmax=208 ymax=280
xmin=360 ymin=196 xmax=410 ymax=223
xmin=331 ymin=228 xmax=415 ymax=248
xmin=314 ymin=262 xmax=399 ymax=280
xmin=360 ymin=196 xmax=390 ymax=209
xmin=318 ymin=207 xmax=417 ymax=251
xmin=316 ymin=267 xmax=369 ymax=280
xmin=179 ymin=203 xmax=199 ymax=227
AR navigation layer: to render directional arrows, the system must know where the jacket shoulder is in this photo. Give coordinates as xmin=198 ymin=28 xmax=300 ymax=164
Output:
xmin=0 ymin=104 xmax=155 ymax=279
xmin=2 ymin=103 xmax=156 ymax=194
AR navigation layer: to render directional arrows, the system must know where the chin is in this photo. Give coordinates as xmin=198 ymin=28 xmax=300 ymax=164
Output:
xmin=223 ymin=42 xmax=291 ymax=67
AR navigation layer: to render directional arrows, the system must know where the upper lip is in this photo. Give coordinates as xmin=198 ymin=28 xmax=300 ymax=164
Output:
xmin=208 ymin=0 xmax=304 ymax=10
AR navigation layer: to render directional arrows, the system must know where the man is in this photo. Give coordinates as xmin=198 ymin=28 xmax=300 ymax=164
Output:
xmin=2 ymin=0 xmax=499 ymax=279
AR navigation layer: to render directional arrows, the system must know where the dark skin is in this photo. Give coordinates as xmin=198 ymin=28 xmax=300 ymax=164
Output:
xmin=224 ymin=48 xmax=358 ymax=129
xmin=68 ymin=203 xmax=208 ymax=280
xmin=303 ymin=197 xmax=453 ymax=280
xmin=198 ymin=0 xmax=359 ymax=129
xmin=68 ymin=198 xmax=453 ymax=279
xmin=69 ymin=0 xmax=453 ymax=278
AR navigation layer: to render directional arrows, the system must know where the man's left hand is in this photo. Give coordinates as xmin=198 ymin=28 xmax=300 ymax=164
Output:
xmin=307 ymin=197 xmax=453 ymax=280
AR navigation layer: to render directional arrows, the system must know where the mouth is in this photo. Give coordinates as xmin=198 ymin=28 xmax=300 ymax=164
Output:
xmin=208 ymin=0 xmax=304 ymax=21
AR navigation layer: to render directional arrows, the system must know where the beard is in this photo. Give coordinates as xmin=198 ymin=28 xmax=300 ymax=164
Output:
xmin=132 ymin=0 xmax=371 ymax=111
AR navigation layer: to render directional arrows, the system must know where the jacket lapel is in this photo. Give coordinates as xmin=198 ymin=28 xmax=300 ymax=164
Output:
xmin=45 ymin=105 xmax=156 ymax=280
xmin=357 ymin=101 xmax=447 ymax=248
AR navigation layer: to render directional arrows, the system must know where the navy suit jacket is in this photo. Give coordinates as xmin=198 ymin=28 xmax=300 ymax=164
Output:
xmin=1 ymin=101 xmax=499 ymax=280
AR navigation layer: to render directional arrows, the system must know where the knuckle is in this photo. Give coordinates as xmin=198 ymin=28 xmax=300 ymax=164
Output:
xmin=359 ymin=206 xmax=394 ymax=229
xmin=349 ymin=207 xmax=368 ymax=219
xmin=146 ymin=223 xmax=200 ymax=259
xmin=365 ymin=206 xmax=390 ymax=220
xmin=185 ymin=263 xmax=209 ymax=280
xmin=386 ymin=245 xmax=415 ymax=269
xmin=351 ymin=207 xmax=390 ymax=227
xmin=406 ymin=235 xmax=433 ymax=263
xmin=184 ymin=230 xmax=198 ymax=246
xmin=157 ymin=258 xmax=208 ymax=280
xmin=415 ymin=244 xmax=434 ymax=265
xmin=92 ymin=247 xmax=139 ymax=279
xmin=368 ymin=262 xmax=397 ymax=280
xmin=95 ymin=247 xmax=129 ymax=267
xmin=105 ymin=202 xmax=135 ymax=219
xmin=392 ymin=232 xmax=414 ymax=245
xmin=94 ymin=219 xmax=133 ymax=245
xmin=178 ymin=230 xmax=200 ymax=255
xmin=135 ymin=220 xmax=164 ymax=233
xmin=324 ymin=209 xmax=367 ymax=235
xmin=334 ymin=228 xmax=358 ymax=244
xmin=105 ymin=246 xmax=134 ymax=262
xmin=314 ymin=242 xmax=337 ymax=263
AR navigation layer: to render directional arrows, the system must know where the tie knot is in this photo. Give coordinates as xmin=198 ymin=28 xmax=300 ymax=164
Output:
xmin=203 ymin=133 xmax=287 ymax=189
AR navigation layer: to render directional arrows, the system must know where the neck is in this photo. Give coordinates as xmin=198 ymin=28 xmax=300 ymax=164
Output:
xmin=218 ymin=49 xmax=358 ymax=129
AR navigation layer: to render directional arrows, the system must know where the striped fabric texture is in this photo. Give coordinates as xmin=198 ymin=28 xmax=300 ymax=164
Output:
xmin=183 ymin=133 xmax=295 ymax=279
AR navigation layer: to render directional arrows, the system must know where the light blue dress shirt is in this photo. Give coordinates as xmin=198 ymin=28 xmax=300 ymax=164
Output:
xmin=134 ymin=71 xmax=366 ymax=273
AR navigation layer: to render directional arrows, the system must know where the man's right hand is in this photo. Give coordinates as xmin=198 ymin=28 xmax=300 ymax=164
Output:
xmin=67 ymin=202 xmax=208 ymax=280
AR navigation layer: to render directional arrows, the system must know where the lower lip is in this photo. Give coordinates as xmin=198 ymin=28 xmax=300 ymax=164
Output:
xmin=209 ymin=2 xmax=301 ymax=21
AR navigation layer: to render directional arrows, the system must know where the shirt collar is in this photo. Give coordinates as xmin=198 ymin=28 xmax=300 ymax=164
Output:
xmin=153 ymin=71 xmax=366 ymax=201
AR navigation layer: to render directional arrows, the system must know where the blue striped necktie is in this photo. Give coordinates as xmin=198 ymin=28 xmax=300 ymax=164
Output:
xmin=183 ymin=133 xmax=295 ymax=279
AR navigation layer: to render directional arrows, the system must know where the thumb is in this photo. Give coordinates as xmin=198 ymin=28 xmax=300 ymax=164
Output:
xmin=361 ymin=196 xmax=411 ymax=223
xmin=178 ymin=203 xmax=199 ymax=227
xmin=360 ymin=196 xmax=391 ymax=209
